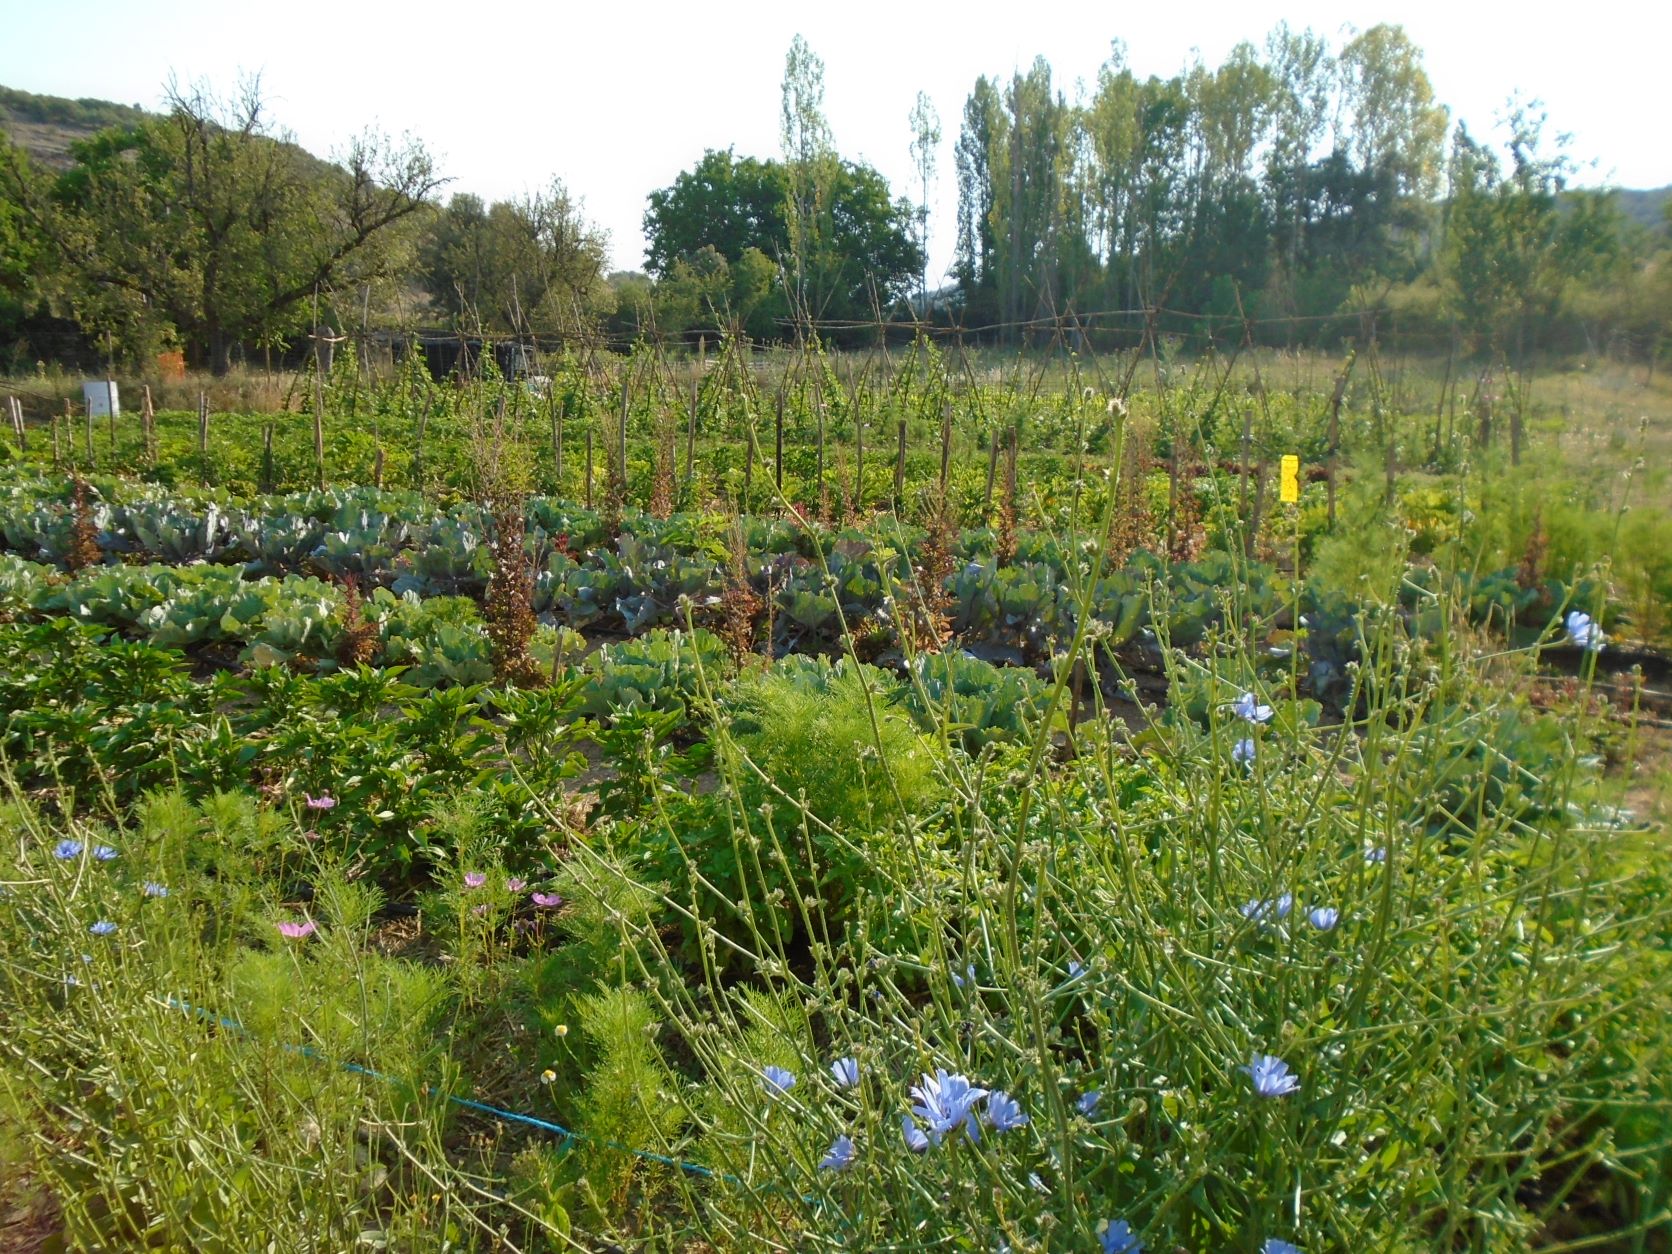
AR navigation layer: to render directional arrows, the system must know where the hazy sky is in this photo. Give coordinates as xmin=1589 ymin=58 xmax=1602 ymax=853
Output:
xmin=3 ymin=1 xmax=1667 ymax=285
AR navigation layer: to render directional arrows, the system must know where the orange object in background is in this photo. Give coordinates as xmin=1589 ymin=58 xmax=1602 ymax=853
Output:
xmin=155 ymin=351 xmax=186 ymax=380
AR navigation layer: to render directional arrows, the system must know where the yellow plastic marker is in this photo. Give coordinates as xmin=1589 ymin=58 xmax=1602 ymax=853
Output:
xmin=1279 ymin=455 xmax=1300 ymax=503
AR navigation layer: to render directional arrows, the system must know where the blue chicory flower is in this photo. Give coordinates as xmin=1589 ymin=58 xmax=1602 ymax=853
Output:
xmin=92 ymin=845 xmax=118 ymax=862
xmin=1099 ymin=1218 xmax=1145 ymax=1253
xmin=950 ymin=962 xmax=977 ymax=988
xmin=1566 ymin=610 xmax=1605 ymax=652
xmin=901 ymin=1113 xmax=930 ymax=1153
xmin=1233 ymin=691 xmax=1274 ymax=724
xmin=142 ymin=882 xmax=169 ymax=898
xmin=830 ymin=1056 xmax=859 ymax=1088
xmin=1243 ymin=1053 xmax=1300 ymax=1098
xmin=53 ymin=839 xmax=84 ymax=860
xmin=1262 ymin=1241 xmax=1303 ymax=1254
xmin=761 ymin=1065 xmax=796 ymax=1097
xmin=1232 ymin=738 xmax=1256 ymax=766
xmin=910 ymin=1069 xmax=988 ymax=1144
xmin=1077 ymin=1089 xmax=1102 ymax=1116
xmin=819 ymin=1134 xmax=856 ymax=1171
xmin=985 ymin=1091 xmax=1028 ymax=1132
xmin=1307 ymin=906 xmax=1339 ymax=931
xmin=88 ymin=920 xmax=117 ymax=937
xmin=1364 ymin=845 xmax=1388 ymax=864
xmin=1241 ymin=893 xmax=1294 ymax=924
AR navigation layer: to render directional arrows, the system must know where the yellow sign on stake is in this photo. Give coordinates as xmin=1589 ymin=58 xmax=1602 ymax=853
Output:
xmin=1279 ymin=455 xmax=1300 ymax=503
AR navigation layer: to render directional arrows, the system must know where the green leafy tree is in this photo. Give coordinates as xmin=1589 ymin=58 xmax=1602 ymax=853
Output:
xmin=0 ymin=139 xmax=49 ymax=355
xmin=643 ymin=150 xmax=788 ymax=277
xmin=644 ymin=150 xmax=920 ymax=335
xmin=1442 ymin=105 xmax=1621 ymax=360
xmin=908 ymin=91 xmax=941 ymax=304
xmin=954 ymin=75 xmax=1006 ymax=324
xmin=418 ymin=183 xmax=610 ymax=334
xmin=15 ymin=77 xmax=443 ymax=373
xmin=779 ymin=34 xmax=837 ymax=327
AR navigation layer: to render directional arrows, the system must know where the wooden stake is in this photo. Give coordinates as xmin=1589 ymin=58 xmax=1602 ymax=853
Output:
xmin=585 ymin=429 xmax=594 ymax=509
xmin=938 ymin=399 xmax=953 ymax=495
xmin=744 ymin=430 xmax=754 ymax=510
xmin=551 ymin=396 xmax=564 ymax=485
xmin=774 ymin=387 xmax=784 ymax=490
xmin=687 ymin=334 xmax=703 ymax=485
xmin=141 ymin=385 xmax=155 ymax=465
xmin=618 ymin=364 xmax=630 ymax=494
xmin=197 ymin=391 xmax=209 ymax=454
xmin=894 ymin=418 xmax=907 ymax=507
xmin=1326 ymin=352 xmax=1354 ymax=528
xmin=984 ymin=428 xmax=999 ymax=512
xmin=312 ymin=359 xmax=327 ymax=491
xmin=855 ymin=414 xmax=864 ymax=510
xmin=815 ymin=395 xmax=825 ymax=498
xmin=262 ymin=423 xmax=274 ymax=492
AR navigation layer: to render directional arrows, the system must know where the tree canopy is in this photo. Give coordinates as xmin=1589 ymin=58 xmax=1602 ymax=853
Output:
xmin=3 ymin=78 xmax=442 ymax=372
xmin=643 ymin=148 xmax=921 ymax=334
xmin=418 ymin=183 xmax=610 ymax=336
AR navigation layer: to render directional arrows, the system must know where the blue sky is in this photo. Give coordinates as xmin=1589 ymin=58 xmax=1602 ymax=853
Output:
xmin=3 ymin=1 xmax=1666 ymax=282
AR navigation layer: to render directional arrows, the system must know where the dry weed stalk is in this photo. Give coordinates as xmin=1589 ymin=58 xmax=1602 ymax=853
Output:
xmin=472 ymin=401 xmax=542 ymax=687
xmin=65 ymin=478 xmax=101 ymax=573
xmin=334 ymin=575 xmax=379 ymax=668
xmin=718 ymin=521 xmax=762 ymax=666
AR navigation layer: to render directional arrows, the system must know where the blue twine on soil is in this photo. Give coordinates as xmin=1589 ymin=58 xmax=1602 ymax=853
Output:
xmin=165 ymin=996 xmax=722 ymax=1182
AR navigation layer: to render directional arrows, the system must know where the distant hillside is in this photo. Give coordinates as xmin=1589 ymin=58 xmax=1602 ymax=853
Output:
xmin=0 ymin=85 xmax=151 ymax=170
xmin=0 ymin=84 xmax=343 ymax=186
xmin=1612 ymin=185 xmax=1671 ymax=234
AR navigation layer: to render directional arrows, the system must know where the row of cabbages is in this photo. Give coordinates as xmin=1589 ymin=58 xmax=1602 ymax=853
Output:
xmin=0 ymin=477 xmax=1275 ymax=658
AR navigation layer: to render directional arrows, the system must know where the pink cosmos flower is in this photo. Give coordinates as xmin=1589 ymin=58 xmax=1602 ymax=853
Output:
xmin=463 ymin=872 xmax=487 ymax=890
xmin=276 ymin=920 xmax=317 ymax=939
xmin=507 ymin=877 xmax=527 ymax=892
xmin=304 ymin=794 xmax=336 ymax=811
xmin=531 ymin=892 xmax=563 ymax=909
